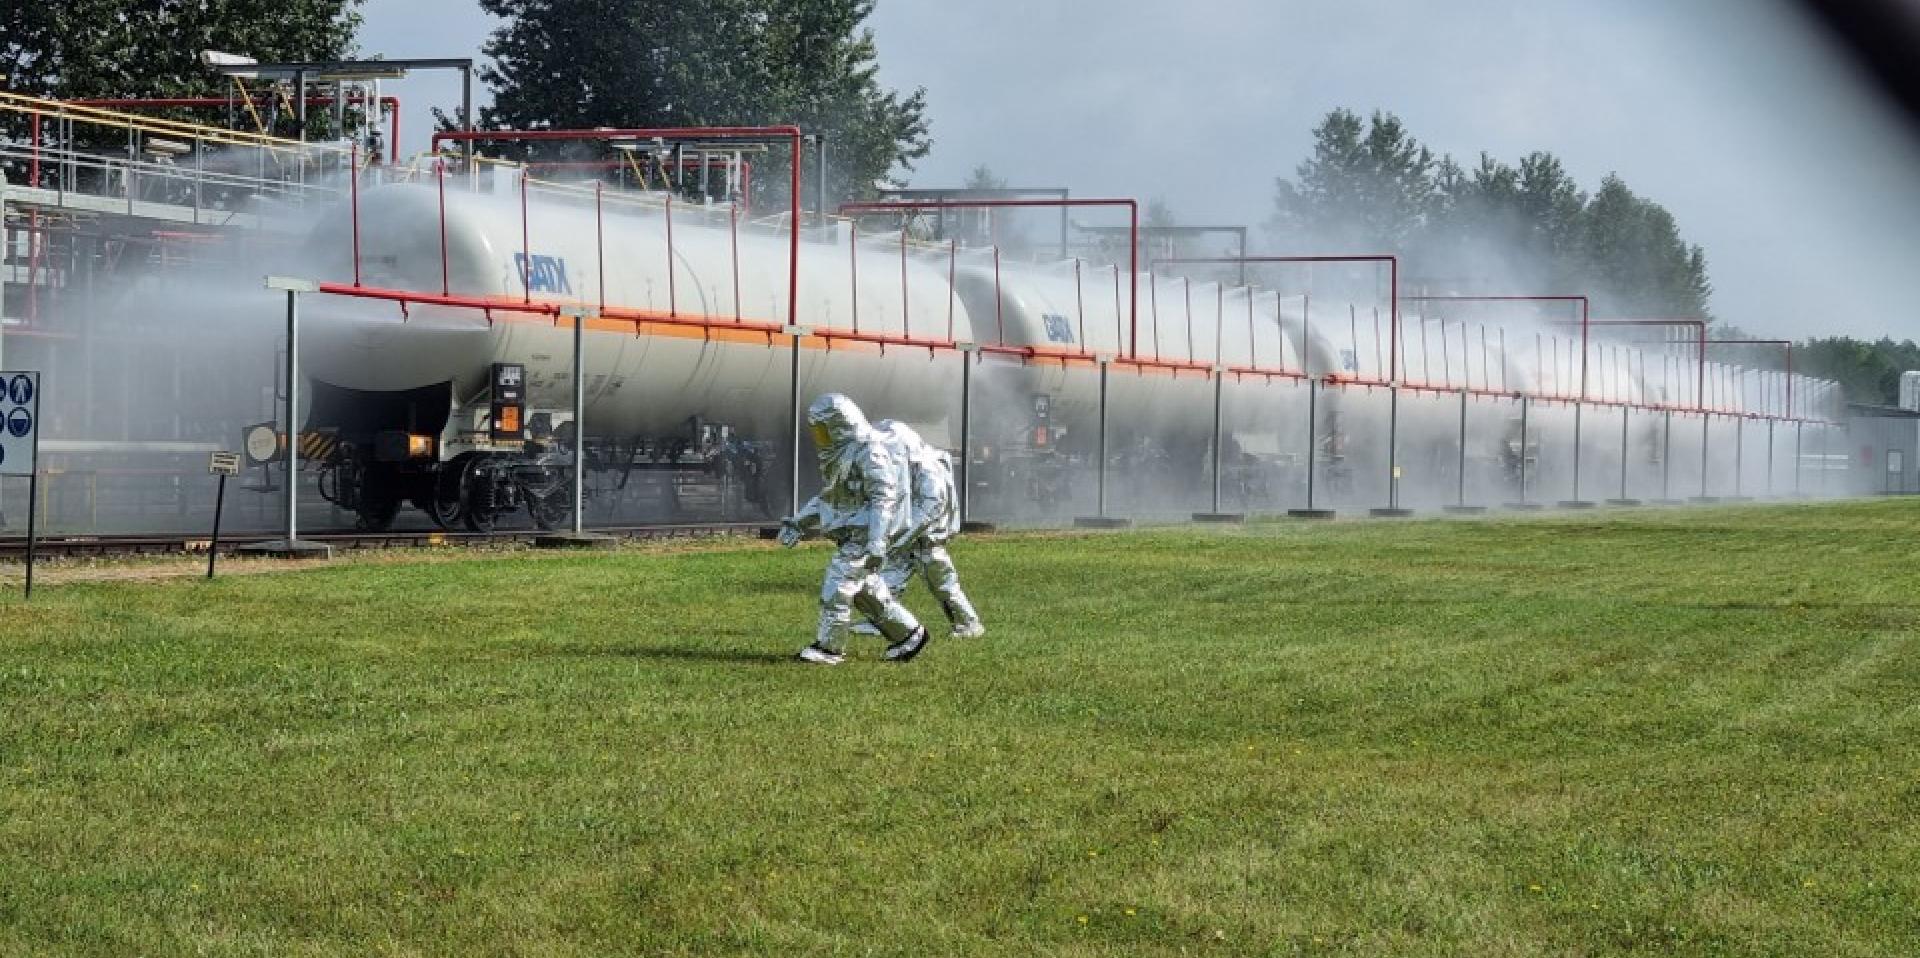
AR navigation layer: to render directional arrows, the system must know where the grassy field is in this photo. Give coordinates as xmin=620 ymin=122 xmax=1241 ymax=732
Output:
xmin=1 ymin=501 xmax=1916 ymax=956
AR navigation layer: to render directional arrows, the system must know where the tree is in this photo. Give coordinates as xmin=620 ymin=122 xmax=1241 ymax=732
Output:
xmin=475 ymin=0 xmax=930 ymax=204
xmin=1269 ymin=109 xmax=1436 ymax=253
xmin=1796 ymin=336 xmax=1920 ymax=405
xmin=0 ymin=1 xmax=363 ymax=139
xmin=1269 ymin=108 xmax=1714 ymax=320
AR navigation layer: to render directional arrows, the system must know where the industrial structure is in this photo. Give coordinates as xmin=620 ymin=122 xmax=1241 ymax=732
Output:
xmin=0 ymin=71 xmax=1879 ymax=544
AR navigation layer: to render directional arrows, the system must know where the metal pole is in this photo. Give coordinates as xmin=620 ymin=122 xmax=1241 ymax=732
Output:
xmin=1700 ymin=412 xmax=1711 ymax=498
xmin=459 ymin=65 xmax=474 ymax=167
xmin=1794 ymin=420 xmax=1804 ymax=496
xmin=1663 ymin=410 xmax=1674 ymax=500
xmin=1305 ymin=378 xmax=1318 ymax=510
xmin=958 ymin=346 xmax=973 ymax=523
xmin=1518 ymin=396 xmax=1530 ymax=505
xmin=1097 ymin=359 xmax=1111 ymax=517
xmin=1734 ymin=415 xmax=1745 ymax=498
xmin=24 ymin=471 xmax=37 ymax=600
xmin=1457 ymin=389 xmax=1469 ymax=506
xmin=1620 ymin=405 xmax=1631 ymax=500
xmin=207 ymin=474 xmax=226 ymax=580
xmin=1210 ymin=367 xmax=1224 ymax=513
xmin=571 ymin=310 xmax=586 ymax=534
xmin=1386 ymin=384 xmax=1400 ymax=508
xmin=1571 ymin=401 xmax=1584 ymax=502
xmin=788 ymin=327 xmax=804 ymax=517
xmin=285 ymin=290 xmax=300 ymax=544
xmin=1767 ymin=419 xmax=1776 ymax=497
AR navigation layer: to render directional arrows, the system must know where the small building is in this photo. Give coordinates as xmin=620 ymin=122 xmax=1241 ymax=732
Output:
xmin=1845 ymin=402 xmax=1920 ymax=495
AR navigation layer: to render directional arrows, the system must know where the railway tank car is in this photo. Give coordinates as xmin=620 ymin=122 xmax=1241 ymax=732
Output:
xmin=290 ymin=178 xmax=1566 ymax=530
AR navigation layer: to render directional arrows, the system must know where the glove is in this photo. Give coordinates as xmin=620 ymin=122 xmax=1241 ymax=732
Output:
xmin=777 ymin=520 xmax=802 ymax=548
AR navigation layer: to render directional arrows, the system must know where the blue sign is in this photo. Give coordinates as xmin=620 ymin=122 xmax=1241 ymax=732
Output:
xmin=7 ymin=408 xmax=30 ymax=438
xmin=1042 ymin=313 xmax=1075 ymax=344
xmin=513 ymin=253 xmax=573 ymax=295
xmin=7 ymin=375 xmax=30 ymax=405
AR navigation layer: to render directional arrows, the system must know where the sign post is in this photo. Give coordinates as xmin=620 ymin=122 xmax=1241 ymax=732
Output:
xmin=206 ymin=451 xmax=241 ymax=578
xmin=1 ymin=372 xmax=42 ymax=598
xmin=535 ymin=307 xmax=613 ymax=548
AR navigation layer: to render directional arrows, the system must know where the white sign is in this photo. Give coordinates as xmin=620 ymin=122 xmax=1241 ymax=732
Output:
xmin=0 ymin=371 xmax=39 ymax=477
xmin=209 ymin=451 xmax=242 ymax=477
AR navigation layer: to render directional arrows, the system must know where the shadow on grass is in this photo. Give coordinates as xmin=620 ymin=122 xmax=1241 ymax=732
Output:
xmin=537 ymin=643 xmax=794 ymax=666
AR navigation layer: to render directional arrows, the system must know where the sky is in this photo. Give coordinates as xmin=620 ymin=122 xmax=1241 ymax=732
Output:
xmin=356 ymin=0 xmax=1920 ymax=341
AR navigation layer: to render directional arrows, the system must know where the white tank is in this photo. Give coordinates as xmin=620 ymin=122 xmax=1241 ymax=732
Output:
xmin=1901 ymin=370 xmax=1920 ymax=412
xmin=299 ymin=182 xmax=978 ymax=439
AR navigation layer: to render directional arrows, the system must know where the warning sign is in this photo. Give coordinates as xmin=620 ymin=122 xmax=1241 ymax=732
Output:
xmin=0 ymin=371 xmax=39 ymax=477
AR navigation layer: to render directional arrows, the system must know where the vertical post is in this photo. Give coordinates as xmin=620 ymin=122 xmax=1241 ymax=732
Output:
xmin=1210 ymin=366 xmax=1224 ymax=514
xmin=665 ymin=193 xmax=676 ymax=316
xmin=1734 ymin=415 xmax=1745 ymax=498
xmin=1457 ymin=389 xmax=1469 ymax=507
xmin=1570 ymin=401 xmax=1585 ymax=503
xmin=1096 ymin=358 xmax=1111 ymax=517
xmin=788 ymin=326 xmax=804 ymax=517
xmin=1700 ymin=412 xmax=1712 ymax=499
xmin=1619 ymin=405 xmax=1631 ymax=501
xmin=1663 ymin=410 xmax=1674 ymax=501
xmin=350 ymin=143 xmax=362 ymax=286
xmin=958 ymin=345 xmax=973 ymax=524
xmin=519 ymin=172 xmax=531 ymax=304
xmin=1767 ymin=419 xmax=1776 ymax=498
xmin=437 ymin=161 xmax=450 ymax=295
xmin=24 ymin=470 xmax=38 ymax=600
xmin=284 ymin=289 xmax=300 ymax=543
xmin=1794 ymin=420 xmax=1804 ymax=496
xmin=207 ymin=474 xmax=226 ymax=580
xmin=1305 ymin=378 xmax=1319 ymax=510
xmin=571 ymin=309 xmax=586 ymax=535
xmin=1517 ymin=396 xmax=1531 ymax=505
xmin=598 ymin=182 xmax=609 ymax=311
xmin=459 ymin=65 xmax=474 ymax=167
xmin=1385 ymin=385 xmax=1401 ymax=509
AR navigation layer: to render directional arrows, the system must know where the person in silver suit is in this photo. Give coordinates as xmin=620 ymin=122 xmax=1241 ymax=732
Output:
xmin=779 ymin=394 xmax=930 ymax=665
xmin=855 ymin=419 xmax=985 ymax=639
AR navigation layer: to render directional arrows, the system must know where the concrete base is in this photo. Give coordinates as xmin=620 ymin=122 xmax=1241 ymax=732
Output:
xmin=1369 ymin=507 xmax=1415 ymax=518
xmin=1689 ymin=496 xmax=1722 ymax=504
xmin=1721 ymin=495 xmax=1755 ymax=503
xmin=1503 ymin=502 xmax=1544 ymax=511
xmin=1557 ymin=500 xmax=1598 ymax=509
xmin=236 ymin=538 xmax=333 ymax=560
xmin=534 ymin=532 xmax=618 ymax=550
xmin=1604 ymin=498 xmax=1643 ymax=507
xmin=1073 ymin=516 xmax=1132 ymax=529
xmin=1443 ymin=505 xmax=1488 ymax=515
xmin=1192 ymin=512 xmax=1246 ymax=523
xmin=1286 ymin=508 xmax=1336 ymax=520
xmin=960 ymin=520 xmax=998 ymax=534
xmin=1648 ymin=498 xmax=1687 ymax=506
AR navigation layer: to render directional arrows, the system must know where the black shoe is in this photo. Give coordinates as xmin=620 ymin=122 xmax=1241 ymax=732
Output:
xmin=882 ymin=626 xmax=930 ymax=662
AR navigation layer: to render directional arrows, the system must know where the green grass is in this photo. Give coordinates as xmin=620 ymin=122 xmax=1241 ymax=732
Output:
xmin=2 ymin=502 xmax=1917 ymax=957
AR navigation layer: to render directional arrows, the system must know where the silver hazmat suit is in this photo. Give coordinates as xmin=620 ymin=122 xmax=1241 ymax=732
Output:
xmin=782 ymin=394 xmax=924 ymax=656
xmin=872 ymin=419 xmax=983 ymax=636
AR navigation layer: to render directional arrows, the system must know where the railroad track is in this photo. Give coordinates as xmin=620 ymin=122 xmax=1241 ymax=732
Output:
xmin=0 ymin=522 xmax=774 ymax=560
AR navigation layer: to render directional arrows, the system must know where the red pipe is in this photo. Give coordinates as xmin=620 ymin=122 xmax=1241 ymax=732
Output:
xmin=433 ymin=126 xmax=803 ymax=334
xmin=436 ymin=160 xmax=450 ymax=295
xmin=1149 ymin=254 xmax=1401 ymax=380
xmin=839 ymin=198 xmax=1141 ymax=357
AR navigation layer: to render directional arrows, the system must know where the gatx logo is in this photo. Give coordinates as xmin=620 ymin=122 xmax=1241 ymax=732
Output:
xmin=514 ymin=253 xmax=573 ymax=295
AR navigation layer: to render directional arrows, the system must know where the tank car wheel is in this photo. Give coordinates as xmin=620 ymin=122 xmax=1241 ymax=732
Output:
xmin=355 ymin=496 xmax=401 ymax=532
xmin=526 ymin=487 xmax=572 ymax=531
xmin=459 ymin=457 xmax=501 ymax=533
xmin=426 ymin=457 xmax=471 ymax=530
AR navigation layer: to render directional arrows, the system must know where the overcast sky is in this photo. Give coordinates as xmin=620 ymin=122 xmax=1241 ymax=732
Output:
xmin=359 ymin=0 xmax=1920 ymax=341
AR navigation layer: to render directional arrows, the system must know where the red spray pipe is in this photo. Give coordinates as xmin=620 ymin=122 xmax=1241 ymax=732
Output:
xmin=434 ymin=126 xmax=803 ymax=334
xmin=64 ymin=95 xmax=402 ymax=162
xmin=1560 ymin=319 xmax=1708 ymax=412
xmin=1705 ymin=339 xmax=1794 ymax=419
xmin=1148 ymin=255 xmax=1399 ymax=385
xmin=839 ymin=198 xmax=1139 ymax=357
xmin=1405 ymin=295 xmax=1590 ymax=399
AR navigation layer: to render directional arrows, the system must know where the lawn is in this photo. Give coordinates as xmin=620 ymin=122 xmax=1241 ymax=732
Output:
xmin=1 ymin=501 xmax=1915 ymax=956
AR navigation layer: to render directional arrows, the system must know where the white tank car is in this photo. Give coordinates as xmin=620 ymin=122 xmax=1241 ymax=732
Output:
xmin=301 ymin=182 xmax=968 ymax=440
